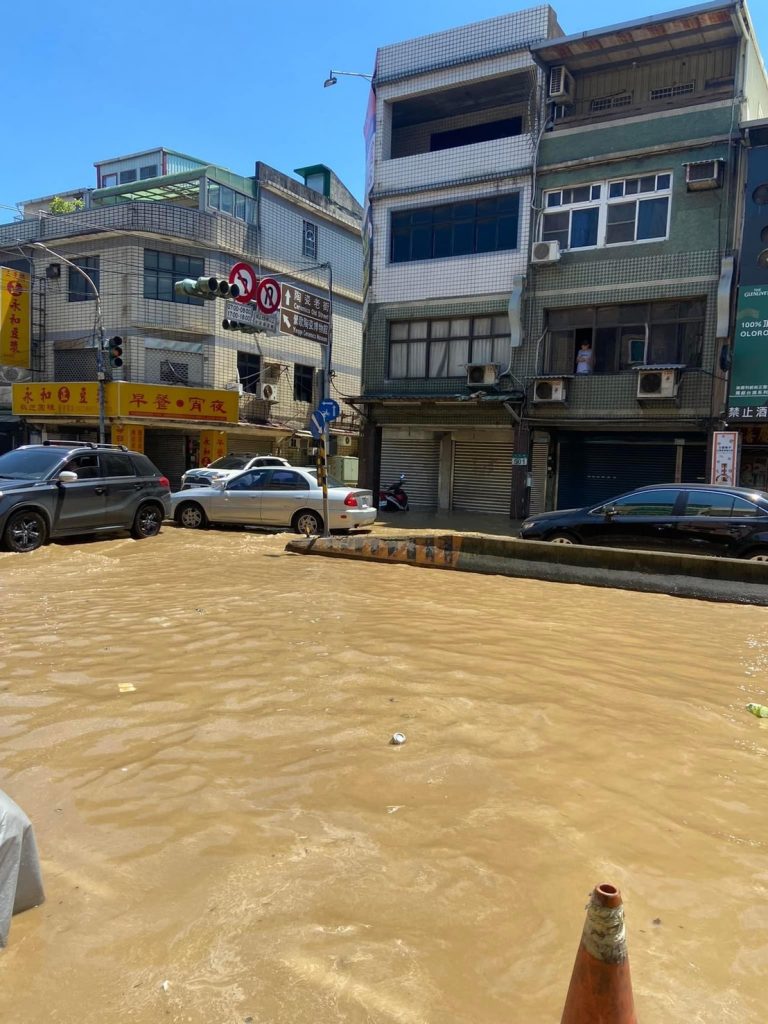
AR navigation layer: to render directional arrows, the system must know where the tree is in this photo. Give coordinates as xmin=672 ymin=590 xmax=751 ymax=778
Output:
xmin=49 ymin=196 xmax=84 ymax=215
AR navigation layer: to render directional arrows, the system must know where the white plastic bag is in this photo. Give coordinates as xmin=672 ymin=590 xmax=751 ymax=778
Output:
xmin=0 ymin=790 xmax=45 ymax=947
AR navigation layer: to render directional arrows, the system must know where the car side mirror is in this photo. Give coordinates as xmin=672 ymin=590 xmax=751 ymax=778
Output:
xmin=58 ymin=471 xmax=78 ymax=483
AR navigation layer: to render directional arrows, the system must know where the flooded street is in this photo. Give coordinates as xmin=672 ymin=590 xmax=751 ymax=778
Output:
xmin=1 ymin=526 xmax=768 ymax=1024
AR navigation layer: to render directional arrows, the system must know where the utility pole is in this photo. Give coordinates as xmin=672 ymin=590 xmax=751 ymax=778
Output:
xmin=30 ymin=242 xmax=107 ymax=443
xmin=321 ymin=262 xmax=333 ymax=537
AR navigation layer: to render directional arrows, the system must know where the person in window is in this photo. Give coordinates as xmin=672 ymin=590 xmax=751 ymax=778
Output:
xmin=575 ymin=341 xmax=594 ymax=375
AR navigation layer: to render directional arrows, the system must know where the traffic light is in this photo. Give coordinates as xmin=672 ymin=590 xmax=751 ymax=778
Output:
xmin=107 ymin=336 xmax=124 ymax=368
xmin=174 ymin=276 xmax=241 ymax=301
xmin=222 ymin=318 xmax=257 ymax=334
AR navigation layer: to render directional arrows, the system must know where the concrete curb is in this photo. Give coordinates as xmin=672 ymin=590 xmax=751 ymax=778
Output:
xmin=284 ymin=533 xmax=768 ymax=606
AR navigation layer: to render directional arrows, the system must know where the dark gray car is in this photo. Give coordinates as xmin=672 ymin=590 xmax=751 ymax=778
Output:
xmin=0 ymin=441 xmax=172 ymax=553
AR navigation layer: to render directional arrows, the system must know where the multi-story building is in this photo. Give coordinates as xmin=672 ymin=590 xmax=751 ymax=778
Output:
xmin=0 ymin=148 xmax=363 ymax=485
xmin=358 ymin=1 xmax=768 ymax=517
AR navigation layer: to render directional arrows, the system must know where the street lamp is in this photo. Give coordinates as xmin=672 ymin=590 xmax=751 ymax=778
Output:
xmin=323 ymin=69 xmax=373 ymax=88
xmin=30 ymin=241 xmax=108 ymax=443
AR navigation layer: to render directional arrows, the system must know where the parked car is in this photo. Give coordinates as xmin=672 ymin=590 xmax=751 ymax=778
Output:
xmin=0 ymin=441 xmax=171 ymax=553
xmin=181 ymin=454 xmax=290 ymax=489
xmin=172 ymin=465 xmax=376 ymax=534
xmin=518 ymin=484 xmax=768 ymax=560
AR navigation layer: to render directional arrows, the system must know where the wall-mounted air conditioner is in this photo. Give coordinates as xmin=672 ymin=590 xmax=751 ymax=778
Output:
xmin=636 ymin=368 xmax=680 ymax=400
xmin=532 ymin=240 xmax=561 ymax=265
xmin=533 ymin=378 xmax=567 ymax=404
xmin=684 ymin=160 xmax=724 ymax=191
xmin=257 ymin=381 xmax=279 ymax=402
xmin=548 ymin=66 xmax=575 ymax=105
xmin=339 ymin=435 xmax=353 ymax=448
xmin=466 ymin=363 xmax=500 ymax=386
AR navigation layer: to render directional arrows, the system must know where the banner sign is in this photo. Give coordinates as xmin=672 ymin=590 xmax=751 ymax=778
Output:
xmin=1 ymin=267 xmax=31 ymax=368
xmin=710 ymin=430 xmax=739 ymax=485
xmin=728 ymin=285 xmax=768 ymax=420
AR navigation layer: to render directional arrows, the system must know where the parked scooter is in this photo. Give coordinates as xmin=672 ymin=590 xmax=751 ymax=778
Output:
xmin=379 ymin=473 xmax=409 ymax=512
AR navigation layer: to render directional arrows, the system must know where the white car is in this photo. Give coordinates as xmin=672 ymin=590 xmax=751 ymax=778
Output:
xmin=172 ymin=465 xmax=376 ymax=535
xmin=181 ymin=454 xmax=290 ymax=489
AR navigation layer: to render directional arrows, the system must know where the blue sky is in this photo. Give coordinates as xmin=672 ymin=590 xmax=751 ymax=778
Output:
xmin=1 ymin=0 xmax=766 ymax=216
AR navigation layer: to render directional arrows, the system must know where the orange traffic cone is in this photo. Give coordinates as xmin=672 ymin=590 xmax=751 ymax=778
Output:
xmin=560 ymin=883 xmax=638 ymax=1024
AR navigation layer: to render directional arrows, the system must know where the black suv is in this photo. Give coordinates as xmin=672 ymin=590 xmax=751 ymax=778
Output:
xmin=0 ymin=441 xmax=171 ymax=553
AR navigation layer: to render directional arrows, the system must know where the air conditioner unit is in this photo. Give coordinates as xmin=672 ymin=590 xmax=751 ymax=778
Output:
xmin=685 ymin=159 xmax=724 ymax=191
xmin=548 ymin=65 xmax=575 ymax=105
xmin=466 ymin=363 xmax=500 ymax=386
xmin=339 ymin=434 xmax=353 ymax=448
xmin=0 ymin=366 xmax=32 ymax=384
xmin=533 ymin=377 xmax=567 ymax=404
xmin=257 ymin=381 xmax=279 ymax=402
xmin=531 ymin=240 xmax=561 ymax=265
xmin=636 ymin=368 xmax=679 ymax=400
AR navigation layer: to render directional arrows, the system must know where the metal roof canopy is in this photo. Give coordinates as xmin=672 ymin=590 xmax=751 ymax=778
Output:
xmin=531 ymin=1 xmax=739 ymax=71
xmin=391 ymin=70 xmax=534 ymax=130
xmin=92 ymin=169 xmax=207 ymax=205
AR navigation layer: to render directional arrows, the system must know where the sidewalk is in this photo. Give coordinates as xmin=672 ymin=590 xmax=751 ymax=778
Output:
xmin=371 ymin=510 xmax=523 ymax=538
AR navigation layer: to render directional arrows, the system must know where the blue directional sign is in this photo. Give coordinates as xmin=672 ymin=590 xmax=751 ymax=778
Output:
xmin=309 ymin=410 xmax=326 ymax=439
xmin=318 ymin=398 xmax=340 ymax=423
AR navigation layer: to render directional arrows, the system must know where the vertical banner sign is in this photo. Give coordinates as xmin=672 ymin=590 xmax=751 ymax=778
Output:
xmin=361 ymin=64 xmax=376 ymax=313
xmin=710 ymin=431 xmax=740 ymax=485
xmin=1 ymin=267 xmax=31 ymax=368
xmin=112 ymin=424 xmax=145 ymax=452
xmin=728 ymin=285 xmax=768 ymax=419
xmin=199 ymin=430 xmax=227 ymax=466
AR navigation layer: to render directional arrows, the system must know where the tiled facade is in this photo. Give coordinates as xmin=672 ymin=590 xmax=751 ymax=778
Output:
xmin=359 ymin=2 xmax=768 ymax=515
xmin=0 ymin=153 xmax=363 ymax=484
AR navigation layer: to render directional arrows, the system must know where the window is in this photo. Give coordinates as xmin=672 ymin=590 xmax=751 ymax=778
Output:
xmin=103 ymin=453 xmax=136 ymax=477
xmin=139 ymin=164 xmax=158 ymax=180
xmin=608 ymin=489 xmax=680 ymax=515
xmin=237 ymin=351 xmax=261 ymax=394
xmin=143 ymin=250 xmax=204 ymax=305
xmin=293 ymin=364 xmax=314 ymax=403
xmin=160 ymin=360 xmax=189 ymax=385
xmin=302 ymin=220 xmax=318 ymax=259
xmin=430 ymin=117 xmax=522 ymax=152
xmin=542 ymin=173 xmax=671 ymax=250
xmin=68 ymin=257 xmax=100 ymax=302
xmin=544 ymin=299 xmax=704 ymax=375
xmin=119 ymin=169 xmax=137 ymax=184
xmin=227 ymin=469 xmax=269 ymax=491
xmin=65 ymin=453 xmax=101 ymax=479
xmin=389 ymin=315 xmax=511 ymax=379
xmin=684 ymin=491 xmax=761 ymax=517
xmin=391 ymin=194 xmax=520 ymax=263
xmin=206 ymin=182 xmax=255 ymax=223
xmin=101 ymin=173 xmax=117 ymax=188
xmin=268 ymin=470 xmax=309 ymax=491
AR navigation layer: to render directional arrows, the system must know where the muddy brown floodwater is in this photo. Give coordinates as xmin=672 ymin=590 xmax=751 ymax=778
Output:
xmin=1 ymin=527 xmax=768 ymax=1024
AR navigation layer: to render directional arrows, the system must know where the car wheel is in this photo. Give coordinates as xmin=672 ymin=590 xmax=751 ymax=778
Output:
xmin=548 ymin=531 xmax=579 ymax=545
xmin=293 ymin=509 xmax=323 ymax=535
xmin=176 ymin=502 xmax=208 ymax=530
xmin=131 ymin=503 xmax=164 ymax=540
xmin=744 ymin=548 xmax=768 ymax=562
xmin=3 ymin=509 xmax=48 ymax=553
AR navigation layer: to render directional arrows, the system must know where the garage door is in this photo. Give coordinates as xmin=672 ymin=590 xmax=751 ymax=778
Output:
xmin=452 ymin=440 xmax=514 ymax=514
xmin=226 ymin=435 xmax=275 ymax=456
xmin=144 ymin=431 xmax=187 ymax=491
xmin=380 ymin=431 xmax=440 ymax=510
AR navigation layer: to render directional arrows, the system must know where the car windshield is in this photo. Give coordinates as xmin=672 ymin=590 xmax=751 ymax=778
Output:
xmin=0 ymin=448 xmax=65 ymax=480
xmin=207 ymin=455 xmax=250 ymax=470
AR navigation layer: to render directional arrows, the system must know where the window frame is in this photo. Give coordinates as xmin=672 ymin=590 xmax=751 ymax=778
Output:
xmin=143 ymin=249 xmax=205 ymax=306
xmin=388 ymin=315 xmax=512 ymax=380
xmin=302 ymin=220 xmax=318 ymax=259
xmin=390 ymin=193 xmax=521 ymax=264
xmin=293 ymin=364 xmax=314 ymax=403
xmin=541 ymin=172 xmax=672 ymax=252
xmin=237 ymin=351 xmax=261 ymax=395
xmin=68 ymin=256 xmax=100 ymax=303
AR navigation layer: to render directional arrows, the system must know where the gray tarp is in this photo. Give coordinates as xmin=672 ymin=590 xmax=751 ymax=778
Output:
xmin=0 ymin=790 xmax=45 ymax=947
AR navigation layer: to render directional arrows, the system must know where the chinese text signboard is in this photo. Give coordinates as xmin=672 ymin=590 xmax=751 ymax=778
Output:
xmin=728 ymin=285 xmax=768 ymax=420
xmin=199 ymin=430 xmax=227 ymax=466
xmin=112 ymin=424 xmax=145 ymax=452
xmin=280 ymin=285 xmax=330 ymax=344
xmin=710 ymin=431 xmax=740 ymax=486
xmin=1 ymin=267 xmax=31 ymax=368
xmin=13 ymin=382 xmax=239 ymax=424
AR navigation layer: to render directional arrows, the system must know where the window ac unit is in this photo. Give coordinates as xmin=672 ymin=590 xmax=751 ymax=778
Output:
xmin=533 ymin=378 xmax=567 ymax=404
xmin=636 ymin=368 xmax=679 ymax=399
xmin=339 ymin=434 xmax=353 ymax=448
xmin=466 ymin=363 xmax=500 ymax=386
xmin=685 ymin=160 xmax=723 ymax=191
xmin=0 ymin=366 xmax=32 ymax=384
xmin=257 ymin=382 xmax=279 ymax=402
xmin=548 ymin=65 xmax=575 ymax=105
xmin=531 ymin=240 xmax=561 ymax=265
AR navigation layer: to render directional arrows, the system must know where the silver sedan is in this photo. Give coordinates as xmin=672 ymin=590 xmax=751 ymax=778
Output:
xmin=171 ymin=465 xmax=376 ymax=535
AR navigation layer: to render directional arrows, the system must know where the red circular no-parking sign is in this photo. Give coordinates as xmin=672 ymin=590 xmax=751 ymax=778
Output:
xmin=228 ymin=262 xmax=258 ymax=304
xmin=256 ymin=277 xmax=281 ymax=315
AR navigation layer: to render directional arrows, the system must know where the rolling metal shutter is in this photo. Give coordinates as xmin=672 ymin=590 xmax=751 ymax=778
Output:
xmin=144 ymin=431 xmax=187 ymax=491
xmin=380 ymin=431 xmax=440 ymax=510
xmin=529 ymin=434 xmax=550 ymax=515
xmin=556 ymin=437 xmax=678 ymax=509
xmin=226 ymin=436 xmax=274 ymax=456
xmin=452 ymin=440 xmax=514 ymax=514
